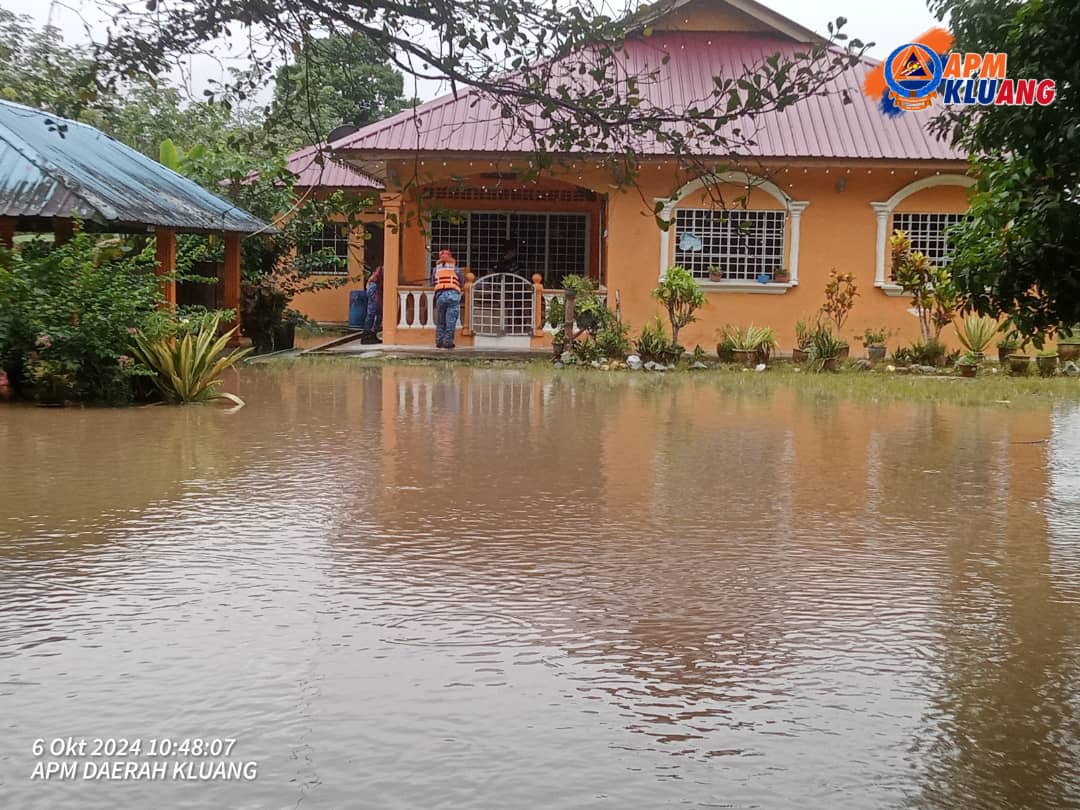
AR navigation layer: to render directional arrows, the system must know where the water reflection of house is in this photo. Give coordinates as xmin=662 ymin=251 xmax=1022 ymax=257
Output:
xmin=292 ymin=0 xmax=971 ymax=351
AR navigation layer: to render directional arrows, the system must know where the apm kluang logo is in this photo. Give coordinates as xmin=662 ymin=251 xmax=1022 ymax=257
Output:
xmin=864 ymin=28 xmax=1057 ymax=116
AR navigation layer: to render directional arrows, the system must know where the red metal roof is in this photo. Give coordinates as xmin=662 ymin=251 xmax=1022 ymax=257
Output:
xmin=332 ymin=32 xmax=965 ymax=163
xmin=286 ymin=145 xmax=383 ymax=189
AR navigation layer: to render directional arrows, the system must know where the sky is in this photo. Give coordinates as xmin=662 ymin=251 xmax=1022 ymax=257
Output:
xmin=4 ymin=0 xmax=943 ymax=101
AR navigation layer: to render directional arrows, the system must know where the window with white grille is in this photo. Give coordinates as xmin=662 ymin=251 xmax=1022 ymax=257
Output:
xmin=892 ymin=212 xmax=964 ymax=267
xmin=673 ymin=209 xmax=787 ymax=281
xmin=300 ymin=222 xmax=350 ymax=275
xmin=428 ymin=211 xmax=588 ymax=284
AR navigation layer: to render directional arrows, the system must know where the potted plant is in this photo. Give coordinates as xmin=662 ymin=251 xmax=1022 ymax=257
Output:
xmin=860 ymin=327 xmax=891 ymax=362
xmin=809 ymin=324 xmax=844 ymax=372
xmin=793 ymin=319 xmax=812 ymax=362
xmin=1057 ymin=325 xmax=1080 ymax=362
xmin=956 ymin=315 xmax=996 ymax=361
xmin=772 ymin=267 xmax=791 ymax=284
xmin=837 ymin=338 xmax=851 ymax=359
xmin=997 ymin=332 xmax=1022 ymax=363
xmin=956 ymin=351 xmax=979 ymax=378
xmin=707 ymin=265 xmax=725 ymax=282
xmin=1007 ymin=352 xmax=1031 ymax=376
xmin=820 ymin=269 xmax=858 ymax=357
xmin=1036 ymin=349 xmax=1059 ymax=377
xmin=722 ymin=324 xmax=774 ymax=366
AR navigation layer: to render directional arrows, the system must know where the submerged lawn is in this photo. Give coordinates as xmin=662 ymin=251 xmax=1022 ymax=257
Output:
xmin=255 ymin=354 xmax=1080 ymax=411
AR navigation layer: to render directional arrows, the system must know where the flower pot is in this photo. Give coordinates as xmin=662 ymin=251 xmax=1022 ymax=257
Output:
xmin=1037 ymin=354 xmax=1059 ymax=377
xmin=838 ymin=344 xmax=850 ymax=359
xmin=732 ymin=349 xmax=757 ymax=366
xmin=998 ymin=346 xmax=1018 ymax=363
xmin=867 ymin=344 xmax=886 ymax=362
xmin=792 ymin=348 xmax=809 ymax=363
xmin=820 ymin=356 xmax=840 ymax=372
xmin=1058 ymin=343 xmax=1080 ymax=362
xmin=773 ymin=272 xmax=790 ymax=284
xmin=708 ymin=273 xmax=725 ymax=283
xmin=1007 ymin=354 xmax=1031 ymax=375
xmin=552 ymin=339 xmax=565 ymax=357
xmin=958 ymin=364 xmax=978 ymax=379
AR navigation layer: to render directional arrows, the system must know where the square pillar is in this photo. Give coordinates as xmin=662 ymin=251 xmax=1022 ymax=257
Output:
xmin=53 ymin=219 xmax=74 ymax=246
xmin=155 ymin=228 xmax=177 ymax=307
xmin=380 ymin=193 xmax=403 ymax=344
xmin=223 ymin=232 xmax=242 ymax=332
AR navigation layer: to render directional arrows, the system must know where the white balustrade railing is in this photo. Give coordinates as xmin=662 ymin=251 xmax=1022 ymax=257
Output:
xmin=397 ymin=287 xmax=463 ymax=329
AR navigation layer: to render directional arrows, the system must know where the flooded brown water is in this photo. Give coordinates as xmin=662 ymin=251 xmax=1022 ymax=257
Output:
xmin=2 ymin=363 xmax=1080 ymax=809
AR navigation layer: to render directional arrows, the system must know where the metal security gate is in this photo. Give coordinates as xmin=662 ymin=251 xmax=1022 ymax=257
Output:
xmin=470 ymin=273 xmax=535 ymax=337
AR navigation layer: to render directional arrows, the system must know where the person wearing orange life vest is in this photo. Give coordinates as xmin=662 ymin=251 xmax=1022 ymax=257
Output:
xmin=430 ymin=249 xmax=464 ymax=349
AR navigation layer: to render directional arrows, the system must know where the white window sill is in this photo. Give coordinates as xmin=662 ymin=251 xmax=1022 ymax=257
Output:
xmin=876 ymin=282 xmax=913 ymax=298
xmin=698 ymin=281 xmax=795 ymax=295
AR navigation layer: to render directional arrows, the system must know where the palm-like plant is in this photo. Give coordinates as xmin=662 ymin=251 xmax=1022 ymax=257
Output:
xmin=956 ymin=315 xmax=997 ymax=354
xmin=130 ymin=315 xmax=251 ymax=405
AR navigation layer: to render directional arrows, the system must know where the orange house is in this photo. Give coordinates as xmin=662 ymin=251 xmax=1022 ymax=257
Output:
xmin=304 ymin=0 xmax=973 ymax=352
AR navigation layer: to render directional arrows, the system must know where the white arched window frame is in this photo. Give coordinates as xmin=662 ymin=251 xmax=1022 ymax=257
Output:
xmin=656 ymin=173 xmax=810 ymax=294
xmin=870 ymin=174 xmax=975 ymax=296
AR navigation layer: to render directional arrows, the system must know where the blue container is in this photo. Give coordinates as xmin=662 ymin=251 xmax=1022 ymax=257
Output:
xmin=348 ymin=290 xmax=368 ymax=331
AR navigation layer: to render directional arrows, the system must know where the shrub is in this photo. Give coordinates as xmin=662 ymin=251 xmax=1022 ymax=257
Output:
xmin=891 ymin=230 xmax=959 ymax=342
xmin=794 ymin=319 xmax=814 ymax=350
xmin=634 ymin=317 xmax=682 ymax=364
xmin=129 ymin=314 xmax=251 ymax=404
xmin=809 ymin=324 xmax=845 ymax=365
xmin=820 ymin=270 xmax=858 ymax=332
xmin=956 ymin=315 xmax=997 ymax=354
xmin=860 ymin=327 xmax=891 ymax=347
xmin=653 ymin=265 xmax=706 ymax=346
xmin=720 ymin=324 xmax=777 ymax=359
xmin=0 ymin=233 xmax=165 ymax=404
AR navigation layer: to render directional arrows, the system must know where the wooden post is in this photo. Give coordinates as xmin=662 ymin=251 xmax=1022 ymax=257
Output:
xmin=0 ymin=217 xmax=14 ymax=249
xmin=223 ymin=231 xmax=242 ymax=335
xmin=53 ymin=219 xmax=74 ymax=245
xmin=380 ymin=193 xmax=402 ymax=345
xmin=155 ymin=228 xmax=177 ymax=307
xmin=532 ymin=274 xmax=545 ymax=336
xmin=462 ymin=271 xmax=475 ymax=336
xmin=563 ymin=289 xmax=576 ymax=352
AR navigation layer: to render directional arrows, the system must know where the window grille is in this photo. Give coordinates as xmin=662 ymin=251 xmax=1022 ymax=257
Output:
xmin=673 ymin=209 xmax=787 ymax=281
xmin=300 ymin=222 xmax=350 ymax=275
xmin=892 ymin=212 xmax=964 ymax=267
xmin=428 ymin=211 xmax=588 ymax=284
xmin=426 ymin=186 xmax=595 ymax=202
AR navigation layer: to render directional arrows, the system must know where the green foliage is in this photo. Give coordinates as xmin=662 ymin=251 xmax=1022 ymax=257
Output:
xmin=893 ymin=339 xmax=947 ymax=367
xmin=545 ymin=275 xmax=626 ymax=362
xmin=634 ymin=317 xmax=682 ymax=364
xmin=820 ymin=270 xmax=858 ymax=332
xmin=652 ymin=265 xmax=706 ymax=346
xmin=794 ymin=318 xmax=814 ymax=350
xmin=720 ymin=324 xmax=777 ymax=357
xmin=0 ymin=233 xmax=165 ymax=404
xmin=930 ymin=0 xmax=1080 ymax=337
xmin=129 ymin=314 xmax=251 ymax=404
xmin=955 ymin=315 xmax=997 ymax=354
xmin=957 ymin=351 xmax=980 ymax=367
xmin=270 ymin=34 xmax=414 ymax=145
xmin=890 ymin=230 xmax=959 ymax=342
xmin=808 ymin=324 xmax=845 ymax=368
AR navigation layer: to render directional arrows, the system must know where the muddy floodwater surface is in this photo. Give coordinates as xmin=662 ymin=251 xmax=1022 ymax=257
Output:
xmin=2 ymin=363 xmax=1079 ymax=809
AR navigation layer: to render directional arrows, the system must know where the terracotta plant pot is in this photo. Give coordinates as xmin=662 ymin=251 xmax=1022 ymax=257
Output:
xmin=792 ymin=348 xmax=809 ymax=363
xmin=838 ymin=344 xmax=850 ymax=359
xmin=732 ymin=349 xmax=757 ymax=366
xmin=708 ymin=272 xmax=725 ymax=283
xmin=1036 ymin=354 xmax=1059 ymax=377
xmin=867 ymin=345 xmax=886 ymax=362
xmin=820 ymin=356 xmax=839 ymax=372
xmin=1058 ymin=343 xmax=1080 ymax=362
xmin=1007 ymin=354 xmax=1031 ymax=375
xmin=958 ymin=364 xmax=978 ymax=378
xmin=773 ymin=272 xmax=790 ymax=284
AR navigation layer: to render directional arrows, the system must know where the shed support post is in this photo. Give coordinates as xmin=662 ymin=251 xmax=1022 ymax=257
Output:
xmin=224 ymin=232 xmax=242 ymax=337
xmin=53 ymin=219 xmax=74 ymax=246
xmin=0 ymin=217 xmax=15 ymax=249
xmin=155 ymin=228 xmax=177 ymax=307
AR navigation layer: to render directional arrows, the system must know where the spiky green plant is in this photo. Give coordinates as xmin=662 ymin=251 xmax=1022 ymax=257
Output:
xmin=956 ymin=316 xmax=997 ymax=354
xmin=130 ymin=315 xmax=251 ymax=405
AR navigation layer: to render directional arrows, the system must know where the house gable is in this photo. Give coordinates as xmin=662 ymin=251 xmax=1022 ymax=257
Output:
xmin=640 ymin=0 xmax=821 ymax=42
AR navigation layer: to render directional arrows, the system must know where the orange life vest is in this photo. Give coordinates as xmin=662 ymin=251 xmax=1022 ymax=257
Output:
xmin=433 ymin=265 xmax=461 ymax=292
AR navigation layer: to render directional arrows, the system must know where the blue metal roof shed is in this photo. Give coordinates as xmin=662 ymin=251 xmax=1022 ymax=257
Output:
xmin=0 ymin=99 xmax=270 ymax=234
